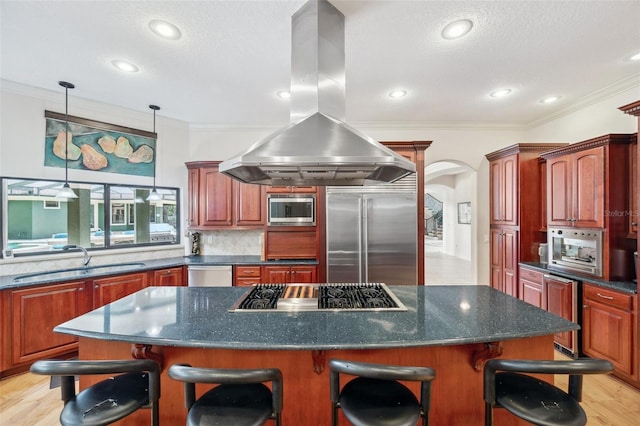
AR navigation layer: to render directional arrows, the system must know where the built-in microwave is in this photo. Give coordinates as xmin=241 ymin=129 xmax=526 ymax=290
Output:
xmin=267 ymin=195 xmax=315 ymax=226
xmin=548 ymin=227 xmax=603 ymax=277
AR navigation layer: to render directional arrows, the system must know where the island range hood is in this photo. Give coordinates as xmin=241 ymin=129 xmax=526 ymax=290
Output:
xmin=219 ymin=0 xmax=416 ymax=186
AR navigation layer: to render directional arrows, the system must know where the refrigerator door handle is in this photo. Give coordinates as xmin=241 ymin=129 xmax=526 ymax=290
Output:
xmin=362 ymin=198 xmax=369 ymax=282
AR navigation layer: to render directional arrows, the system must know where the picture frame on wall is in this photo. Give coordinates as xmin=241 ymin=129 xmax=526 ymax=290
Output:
xmin=458 ymin=202 xmax=471 ymax=224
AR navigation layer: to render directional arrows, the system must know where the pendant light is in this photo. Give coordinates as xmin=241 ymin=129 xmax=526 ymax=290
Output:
xmin=56 ymin=81 xmax=78 ymax=199
xmin=146 ymin=105 xmax=162 ymax=201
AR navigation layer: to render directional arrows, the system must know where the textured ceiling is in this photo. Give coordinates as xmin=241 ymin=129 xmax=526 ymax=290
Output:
xmin=1 ymin=0 xmax=639 ymax=127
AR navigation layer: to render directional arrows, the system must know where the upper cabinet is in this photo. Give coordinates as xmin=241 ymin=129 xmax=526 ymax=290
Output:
xmin=542 ymin=134 xmax=635 ymax=229
xmin=489 ymin=153 xmax=518 ymax=225
xmin=186 ymin=161 xmax=266 ymax=229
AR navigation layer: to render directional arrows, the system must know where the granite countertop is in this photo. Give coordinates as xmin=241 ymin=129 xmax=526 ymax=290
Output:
xmin=54 ymin=285 xmax=578 ymax=351
xmin=519 ymin=262 xmax=638 ymax=294
xmin=0 ymin=256 xmax=318 ymax=290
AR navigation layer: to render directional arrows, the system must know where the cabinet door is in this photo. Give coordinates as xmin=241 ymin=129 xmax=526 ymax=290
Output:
xmin=502 ymin=228 xmax=518 ymax=297
xmin=152 ymin=267 xmax=184 ymax=286
xmin=501 ymin=155 xmax=518 ymax=226
xmin=235 ymin=182 xmax=265 ymax=226
xmin=547 ymin=156 xmax=573 ymax=226
xmin=200 ymin=167 xmax=233 ymax=227
xmin=489 ymin=228 xmax=503 ymax=292
xmin=583 ymin=299 xmax=633 ymax=375
xmin=489 ymin=160 xmax=503 ymax=224
xmin=545 ymin=277 xmax=574 ymax=350
xmin=11 ymin=281 xmax=88 ymax=365
xmin=93 ymin=273 xmax=148 ymax=308
xmin=573 ymin=147 xmax=604 ymax=228
xmin=234 ymin=265 xmax=262 ymax=286
xmin=629 ymin=142 xmax=637 ymax=235
xmin=290 ymin=266 xmax=317 ymax=283
xmin=187 ymin=167 xmax=200 ymax=227
xmin=262 ymin=266 xmax=290 ymax=284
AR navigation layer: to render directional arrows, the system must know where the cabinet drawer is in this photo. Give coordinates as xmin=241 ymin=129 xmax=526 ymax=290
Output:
xmin=519 ymin=267 xmax=543 ymax=284
xmin=583 ymin=284 xmax=633 ymax=311
xmin=235 ymin=266 xmax=261 ymax=277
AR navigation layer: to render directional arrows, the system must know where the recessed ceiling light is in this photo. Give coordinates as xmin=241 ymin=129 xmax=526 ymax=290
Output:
xmin=111 ymin=60 xmax=139 ymax=73
xmin=441 ymin=19 xmax=473 ymax=40
xmin=148 ymin=19 xmax=182 ymax=40
xmin=629 ymin=51 xmax=640 ymax=61
xmin=489 ymin=88 xmax=512 ymax=98
xmin=540 ymin=96 xmax=561 ymax=104
xmin=389 ymin=90 xmax=407 ymax=99
xmin=277 ymin=91 xmax=291 ymax=99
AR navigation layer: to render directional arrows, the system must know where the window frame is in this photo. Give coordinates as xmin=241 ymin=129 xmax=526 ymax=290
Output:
xmin=1 ymin=176 xmax=181 ymax=258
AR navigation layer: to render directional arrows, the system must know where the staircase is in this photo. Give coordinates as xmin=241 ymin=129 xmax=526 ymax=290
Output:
xmin=425 ymin=194 xmax=443 ymax=240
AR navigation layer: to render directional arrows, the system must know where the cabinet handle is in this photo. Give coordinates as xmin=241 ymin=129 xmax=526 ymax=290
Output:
xmin=78 ymin=288 xmax=84 ymax=292
xmin=583 ymin=305 xmax=589 ymax=309
xmin=596 ymin=293 xmax=614 ymax=300
xmin=631 ymin=222 xmax=637 ymax=226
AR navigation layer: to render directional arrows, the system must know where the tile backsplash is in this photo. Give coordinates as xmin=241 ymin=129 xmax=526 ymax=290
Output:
xmin=197 ymin=230 xmax=263 ymax=256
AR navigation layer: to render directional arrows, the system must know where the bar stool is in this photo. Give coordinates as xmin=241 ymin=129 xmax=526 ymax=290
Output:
xmin=329 ymin=359 xmax=436 ymax=426
xmin=483 ymin=358 xmax=614 ymax=426
xmin=168 ymin=364 xmax=283 ymax=426
xmin=30 ymin=359 xmax=160 ymax=426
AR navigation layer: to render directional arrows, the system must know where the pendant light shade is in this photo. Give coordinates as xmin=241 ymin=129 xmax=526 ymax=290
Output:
xmin=146 ymin=105 xmax=162 ymax=201
xmin=56 ymin=81 xmax=78 ymax=199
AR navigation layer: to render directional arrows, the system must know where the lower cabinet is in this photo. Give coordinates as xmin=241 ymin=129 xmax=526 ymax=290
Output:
xmin=150 ymin=267 xmax=185 ymax=286
xmin=234 ymin=265 xmax=262 ymax=286
xmin=518 ymin=266 xmax=545 ymax=309
xmin=491 ymin=228 xmax=518 ymax=297
xmin=7 ymin=281 xmax=89 ymax=368
xmin=262 ymin=265 xmax=317 ymax=284
xmin=92 ymin=272 xmax=148 ymax=308
xmin=582 ymin=283 xmax=636 ymax=379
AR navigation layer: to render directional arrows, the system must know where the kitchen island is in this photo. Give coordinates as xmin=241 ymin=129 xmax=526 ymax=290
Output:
xmin=55 ymin=285 xmax=578 ymax=425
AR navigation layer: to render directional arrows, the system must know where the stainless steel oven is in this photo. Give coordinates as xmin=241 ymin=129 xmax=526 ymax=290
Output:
xmin=267 ymin=194 xmax=315 ymax=226
xmin=548 ymin=227 xmax=603 ymax=277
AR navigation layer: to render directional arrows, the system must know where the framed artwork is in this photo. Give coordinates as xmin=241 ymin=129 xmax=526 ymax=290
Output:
xmin=458 ymin=202 xmax=471 ymax=224
xmin=43 ymin=110 xmax=156 ymax=177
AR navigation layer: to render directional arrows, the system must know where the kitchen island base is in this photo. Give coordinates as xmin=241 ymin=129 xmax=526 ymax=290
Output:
xmin=78 ymin=335 xmax=553 ymax=425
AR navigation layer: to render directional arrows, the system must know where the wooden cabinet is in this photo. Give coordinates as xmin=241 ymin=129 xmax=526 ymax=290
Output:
xmin=630 ymin=141 xmax=637 ymax=236
xmin=151 ymin=266 xmax=185 ymax=286
xmin=267 ymin=186 xmax=317 ymax=194
xmin=490 ymin=228 xmax=518 ymax=297
xmin=262 ymin=265 xmax=317 ymax=284
xmin=582 ymin=283 xmax=636 ymax=379
xmin=266 ymin=229 xmax=318 ymax=260
xmin=486 ymin=144 xmax=567 ymax=296
xmin=518 ymin=266 xmax=545 ymax=309
xmin=92 ymin=272 xmax=148 ymax=308
xmin=546 ymin=146 xmax=605 ymax=228
xmin=7 ymin=281 xmax=89 ymax=368
xmin=544 ymin=275 xmax=576 ymax=353
xmin=185 ymin=161 xmax=266 ymax=229
xmin=489 ymin=153 xmax=518 ymax=225
xmin=234 ymin=265 xmax=262 ymax=286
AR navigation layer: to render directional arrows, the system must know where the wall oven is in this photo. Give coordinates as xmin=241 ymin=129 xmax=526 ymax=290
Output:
xmin=267 ymin=195 xmax=316 ymax=226
xmin=548 ymin=227 xmax=603 ymax=277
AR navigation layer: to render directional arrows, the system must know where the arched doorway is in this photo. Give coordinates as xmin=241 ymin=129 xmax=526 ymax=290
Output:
xmin=424 ymin=161 xmax=477 ymax=285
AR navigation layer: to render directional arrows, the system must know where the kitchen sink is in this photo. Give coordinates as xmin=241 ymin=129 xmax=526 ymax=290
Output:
xmin=13 ymin=262 xmax=146 ymax=282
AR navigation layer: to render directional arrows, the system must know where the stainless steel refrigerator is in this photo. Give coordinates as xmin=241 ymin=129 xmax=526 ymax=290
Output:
xmin=326 ymin=185 xmax=418 ymax=285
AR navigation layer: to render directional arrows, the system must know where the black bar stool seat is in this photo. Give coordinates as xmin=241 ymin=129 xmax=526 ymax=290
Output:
xmin=187 ymin=382 xmax=274 ymax=426
xmin=484 ymin=358 xmax=614 ymax=426
xmin=60 ymin=371 xmax=153 ymax=426
xmin=30 ymin=359 xmax=160 ymax=426
xmin=494 ymin=371 xmax=586 ymax=426
xmin=339 ymin=376 xmax=421 ymax=426
xmin=168 ymin=364 xmax=283 ymax=426
xmin=329 ymin=359 xmax=436 ymax=426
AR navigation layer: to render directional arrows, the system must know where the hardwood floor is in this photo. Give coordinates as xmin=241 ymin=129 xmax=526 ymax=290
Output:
xmin=1 ymin=352 xmax=638 ymax=425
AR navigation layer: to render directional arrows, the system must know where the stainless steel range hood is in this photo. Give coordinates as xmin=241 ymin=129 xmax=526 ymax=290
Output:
xmin=219 ymin=0 xmax=415 ymax=186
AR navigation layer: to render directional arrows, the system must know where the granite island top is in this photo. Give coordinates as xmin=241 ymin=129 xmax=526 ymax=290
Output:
xmin=0 ymin=255 xmax=318 ymax=290
xmin=54 ymin=285 xmax=578 ymax=351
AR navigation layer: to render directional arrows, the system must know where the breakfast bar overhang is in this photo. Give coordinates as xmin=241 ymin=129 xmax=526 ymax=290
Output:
xmin=54 ymin=285 xmax=578 ymax=425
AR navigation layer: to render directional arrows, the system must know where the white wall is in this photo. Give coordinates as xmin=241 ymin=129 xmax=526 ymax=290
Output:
xmin=454 ymin=171 xmax=474 ymax=262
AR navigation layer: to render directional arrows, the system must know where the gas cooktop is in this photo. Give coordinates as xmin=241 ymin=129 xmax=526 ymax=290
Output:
xmin=229 ymin=283 xmax=407 ymax=312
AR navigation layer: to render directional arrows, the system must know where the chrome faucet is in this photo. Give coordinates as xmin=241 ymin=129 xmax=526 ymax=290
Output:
xmin=62 ymin=245 xmax=92 ymax=268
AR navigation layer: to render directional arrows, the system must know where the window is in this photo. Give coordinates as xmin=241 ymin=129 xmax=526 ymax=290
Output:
xmin=1 ymin=177 xmax=180 ymax=256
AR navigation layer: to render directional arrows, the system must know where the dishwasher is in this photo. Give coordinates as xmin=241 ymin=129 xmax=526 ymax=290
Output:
xmin=187 ymin=265 xmax=233 ymax=287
